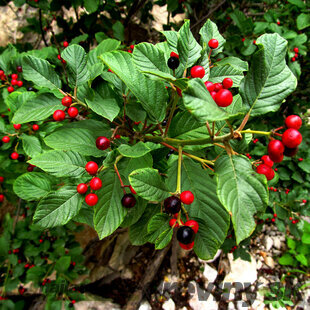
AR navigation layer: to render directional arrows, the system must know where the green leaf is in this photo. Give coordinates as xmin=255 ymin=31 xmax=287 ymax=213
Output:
xmin=44 ymin=128 xmax=104 ymax=157
xmin=298 ymin=159 xmax=310 ymax=173
xmin=297 ymin=13 xmax=310 ymax=30
xmin=287 ymin=238 xmax=296 ymax=249
xmin=147 ymin=213 xmax=170 ymax=233
xmin=209 ymin=64 xmax=245 ymax=87
xmin=55 ymin=256 xmax=71 ymax=273
xmin=240 ymin=33 xmax=297 ymax=116
xmin=34 ymin=186 xmax=83 ymax=228
xmin=118 ymin=142 xmax=151 ymax=158
xmin=96 ymin=39 xmax=120 ymax=56
xmin=167 ymin=157 xmax=229 ymax=260
xmin=121 ymin=197 xmax=147 ymax=227
xmin=287 ymin=0 xmax=306 ymax=8
xmin=29 ymin=150 xmax=87 ymax=178
xmin=112 ymin=21 xmax=124 ymax=41
xmin=183 ymin=79 xmax=232 ymax=122
xmin=84 ymin=0 xmax=99 ymax=13
xmin=0 ymin=44 xmax=17 ymax=72
xmin=279 ymin=253 xmax=294 ymax=265
xmin=70 ymin=34 xmax=89 ymax=44
xmin=61 ymin=44 xmax=90 ymax=87
xmin=21 ymin=134 xmax=42 ymax=158
xmin=12 ymin=93 xmax=63 ymax=124
xmin=94 ymin=170 xmax=127 ymax=239
xmin=161 ymin=31 xmax=178 ymax=52
xmin=177 ymin=20 xmax=202 ymax=71
xmin=133 ymin=42 xmax=170 ymax=74
xmin=302 ymin=233 xmax=310 ymax=244
xmin=22 ymin=55 xmax=61 ymax=89
xmin=296 ymin=254 xmax=308 ymax=266
xmin=26 ymin=266 xmax=45 ymax=283
xmin=155 ymin=229 xmax=173 ymax=250
xmin=215 ymin=57 xmax=248 ymax=72
xmin=6 ymin=91 xmax=36 ymax=114
xmin=215 ymin=155 xmax=268 ymax=244
xmin=73 ymin=205 xmax=94 ymax=227
xmin=100 ymin=51 xmax=168 ymax=123
xmin=85 ymin=82 xmax=120 ymax=121
xmin=129 ymin=168 xmax=171 ymax=201
xmin=13 ymin=172 xmax=53 ymax=201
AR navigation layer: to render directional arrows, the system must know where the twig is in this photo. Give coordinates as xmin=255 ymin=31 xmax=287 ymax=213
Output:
xmin=39 ymin=9 xmax=48 ymax=47
xmin=170 ymin=232 xmax=179 ymax=277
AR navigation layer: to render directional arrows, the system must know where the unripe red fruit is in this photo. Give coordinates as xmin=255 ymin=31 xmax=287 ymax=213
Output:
xmin=11 ymin=152 xmax=19 ymax=160
xmin=77 ymin=183 xmax=88 ymax=194
xmin=204 ymin=81 xmax=215 ymax=92
xmin=121 ymin=193 xmax=136 ymax=208
xmin=129 ymin=185 xmax=136 ymax=195
xmin=62 ymin=96 xmax=72 ymax=107
xmin=53 ymin=110 xmax=66 ymax=121
xmin=96 ymin=136 xmax=110 ymax=150
xmin=180 ymin=191 xmax=195 ymax=205
xmin=0 ymin=177 xmax=4 ymax=182
xmin=13 ymin=124 xmax=21 ymax=130
xmin=268 ymin=140 xmax=284 ymax=156
xmin=17 ymin=81 xmax=23 ymax=87
xmin=169 ymin=218 xmax=179 ymax=228
xmin=179 ymin=241 xmax=194 ymax=250
xmin=11 ymin=79 xmax=17 ymax=85
xmin=0 ymin=194 xmax=4 ymax=202
xmin=62 ymin=59 xmax=66 ymax=64
xmin=210 ymin=91 xmax=217 ymax=100
xmin=63 ymin=41 xmax=69 ymax=48
xmin=170 ymin=52 xmax=179 ymax=59
xmin=0 ymin=70 xmax=4 ymax=76
xmin=90 ymin=177 xmax=102 ymax=190
xmin=282 ymin=128 xmax=302 ymax=148
xmin=215 ymin=89 xmax=233 ymax=107
xmin=208 ymin=39 xmax=219 ymax=49
xmin=256 ymin=164 xmax=275 ymax=181
xmin=285 ymin=115 xmax=302 ymax=130
xmin=130 ymin=44 xmax=134 ymax=50
xmin=32 ymin=124 xmax=39 ymax=131
xmin=85 ymin=161 xmax=98 ymax=175
xmin=261 ymin=155 xmax=274 ymax=167
xmin=8 ymin=86 xmax=14 ymax=93
xmin=67 ymin=107 xmax=78 ymax=118
xmin=291 ymin=57 xmax=296 ymax=62
xmin=293 ymin=47 xmax=299 ymax=53
xmin=185 ymin=220 xmax=199 ymax=234
xmin=222 ymin=78 xmax=233 ymax=89
xmin=57 ymin=54 xmax=61 ymax=60
xmin=85 ymin=193 xmax=98 ymax=206
xmin=214 ymin=82 xmax=224 ymax=92
xmin=2 ymin=136 xmax=10 ymax=143
xmin=127 ymin=49 xmax=132 ymax=53
xmin=17 ymin=66 xmax=22 ymax=72
xmin=190 ymin=66 xmax=205 ymax=79
xmin=11 ymin=74 xmax=18 ymax=80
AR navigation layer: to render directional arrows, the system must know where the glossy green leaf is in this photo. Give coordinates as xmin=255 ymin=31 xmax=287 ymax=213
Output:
xmin=155 ymin=229 xmax=173 ymax=250
xmin=209 ymin=64 xmax=245 ymax=87
xmin=21 ymin=134 xmax=42 ymax=158
xmin=118 ymin=142 xmax=151 ymax=158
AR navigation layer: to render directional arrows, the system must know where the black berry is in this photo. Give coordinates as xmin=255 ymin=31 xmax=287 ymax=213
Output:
xmin=167 ymin=57 xmax=180 ymax=70
xmin=177 ymin=226 xmax=195 ymax=244
xmin=164 ymin=196 xmax=181 ymax=214
xmin=18 ymin=154 xmax=25 ymax=162
xmin=121 ymin=193 xmax=136 ymax=208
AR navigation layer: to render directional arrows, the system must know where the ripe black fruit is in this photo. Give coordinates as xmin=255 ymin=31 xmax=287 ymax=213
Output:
xmin=177 ymin=226 xmax=195 ymax=244
xmin=167 ymin=57 xmax=180 ymax=70
xmin=121 ymin=193 xmax=136 ymax=208
xmin=18 ymin=154 xmax=25 ymax=162
xmin=164 ymin=196 xmax=181 ymax=214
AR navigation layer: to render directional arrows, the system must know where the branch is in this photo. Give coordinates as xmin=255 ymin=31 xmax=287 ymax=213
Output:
xmin=39 ymin=9 xmax=48 ymax=47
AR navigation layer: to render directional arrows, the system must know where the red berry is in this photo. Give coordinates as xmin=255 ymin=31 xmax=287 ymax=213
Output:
xmin=71 ymin=300 xmax=76 ymax=304
xmin=180 ymin=191 xmax=194 ymax=205
xmin=121 ymin=193 xmax=136 ymax=208
xmin=0 ymin=177 xmax=4 ymax=183
xmin=27 ymin=165 xmax=35 ymax=172
xmin=268 ymin=140 xmax=284 ymax=159
xmin=176 ymin=87 xmax=182 ymax=97
xmin=39 ymin=239 xmax=43 ymax=243
xmin=130 ymin=45 xmax=134 ymax=50
xmin=222 ymin=78 xmax=233 ymax=89
xmin=17 ymin=66 xmax=22 ymax=72
xmin=85 ymin=193 xmax=98 ymax=206
xmin=13 ymin=124 xmax=21 ymax=130
xmin=62 ymin=59 xmax=66 ymax=64
xmin=261 ymin=155 xmax=274 ymax=167
xmin=11 ymin=152 xmax=19 ymax=160
xmin=294 ymin=53 xmax=298 ymax=58
xmin=190 ymin=66 xmax=205 ymax=79
xmin=282 ymin=128 xmax=302 ymax=148
xmin=11 ymin=74 xmax=18 ymax=80
xmin=214 ymin=82 xmax=223 ymax=92
xmin=67 ymin=107 xmax=78 ymax=118
xmin=96 ymin=136 xmax=110 ymax=150
xmin=0 ymin=70 xmax=4 ymax=76
xmin=32 ymin=124 xmax=39 ymax=131
xmin=17 ymin=81 xmax=23 ymax=87
xmin=169 ymin=218 xmax=179 ymax=228
xmin=90 ymin=177 xmax=102 ymax=190
xmin=8 ymin=86 xmax=14 ymax=93
xmin=210 ymin=91 xmax=217 ymax=100
xmin=285 ymin=115 xmax=302 ymax=130
xmin=185 ymin=220 xmax=199 ymax=233
xmin=215 ymin=89 xmax=233 ymax=107
xmin=0 ymin=194 xmax=4 ymax=202
xmin=291 ymin=57 xmax=296 ymax=62
xmin=129 ymin=185 xmax=136 ymax=195
xmin=289 ymin=217 xmax=293 ymax=220
xmin=292 ymin=220 xmax=297 ymax=224
xmin=298 ymin=157 xmax=303 ymax=161
xmin=2 ymin=136 xmax=10 ymax=143
xmin=63 ymin=41 xmax=69 ymax=48
xmin=271 ymin=218 xmax=276 ymax=222
xmin=11 ymin=79 xmax=17 ymax=85
xmin=179 ymin=241 xmax=194 ymax=250
xmin=253 ymin=40 xmax=256 ymax=44
xmin=302 ymin=199 xmax=307 ymax=203
xmin=61 ymin=96 xmax=72 ymax=107
xmin=53 ymin=110 xmax=66 ymax=121
xmin=170 ymin=51 xmax=179 ymax=59
xmin=57 ymin=54 xmax=61 ymax=60
xmin=204 ymin=81 xmax=215 ymax=92
xmin=277 ymin=21 xmax=280 ymax=25
xmin=242 ymin=38 xmax=245 ymax=42
xmin=77 ymin=183 xmax=88 ymax=194
xmin=256 ymin=164 xmax=275 ymax=181
xmin=85 ymin=161 xmax=98 ymax=175
xmin=293 ymin=47 xmax=299 ymax=53
xmin=208 ymin=39 xmax=219 ymax=49
xmin=127 ymin=49 xmax=132 ymax=53
xmin=115 ymin=134 xmax=121 ymax=139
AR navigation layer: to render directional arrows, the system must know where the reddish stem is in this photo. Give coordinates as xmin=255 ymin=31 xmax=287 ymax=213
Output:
xmin=114 ymin=164 xmax=126 ymax=194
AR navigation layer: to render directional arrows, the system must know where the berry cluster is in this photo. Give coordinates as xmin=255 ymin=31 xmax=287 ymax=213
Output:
xmin=291 ymin=47 xmax=299 ymax=62
xmin=53 ymin=96 xmax=79 ymax=121
xmin=165 ymin=191 xmax=198 ymax=250
xmin=204 ymin=78 xmax=233 ymax=107
xmin=57 ymin=41 xmax=69 ymax=64
xmin=0 ymin=69 xmax=24 ymax=93
xmin=127 ymin=44 xmax=135 ymax=53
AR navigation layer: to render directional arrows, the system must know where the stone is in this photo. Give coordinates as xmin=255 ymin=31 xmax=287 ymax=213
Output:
xmin=250 ymin=299 xmax=265 ymax=310
xmin=263 ymin=236 xmax=273 ymax=251
xmin=202 ymin=264 xmax=218 ymax=283
xmin=121 ymin=268 xmax=133 ymax=279
xmin=188 ymin=281 xmax=218 ymax=310
xmin=162 ymin=298 xmax=175 ymax=310
xmin=74 ymin=301 xmax=121 ymax=310
xmin=227 ymin=302 xmax=235 ymax=310
xmin=272 ymin=237 xmax=282 ymax=250
xmin=138 ymin=300 xmax=151 ymax=310
xmin=263 ymin=256 xmax=275 ymax=268
xmin=223 ymin=254 xmax=257 ymax=291
xmin=236 ymin=300 xmax=249 ymax=310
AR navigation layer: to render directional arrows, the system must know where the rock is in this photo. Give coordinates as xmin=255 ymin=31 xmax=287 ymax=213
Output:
xmin=227 ymin=302 xmax=235 ymax=310
xmin=202 ymin=264 xmax=218 ymax=283
xmin=223 ymin=254 xmax=257 ymax=291
xmin=272 ymin=237 xmax=282 ymax=250
xmin=74 ymin=301 xmax=121 ymax=310
xmin=263 ymin=256 xmax=275 ymax=268
xmin=250 ymin=299 xmax=265 ymax=310
xmin=198 ymin=249 xmax=222 ymax=263
xmin=263 ymin=236 xmax=273 ymax=251
xmin=138 ymin=300 xmax=151 ymax=310
xmin=121 ymin=268 xmax=133 ymax=279
xmin=157 ymin=274 xmax=179 ymax=295
xmin=188 ymin=281 xmax=218 ymax=310
xmin=236 ymin=300 xmax=249 ymax=310
xmin=270 ymin=305 xmax=286 ymax=310
xmin=162 ymin=298 xmax=175 ymax=310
